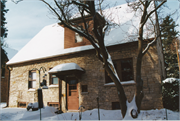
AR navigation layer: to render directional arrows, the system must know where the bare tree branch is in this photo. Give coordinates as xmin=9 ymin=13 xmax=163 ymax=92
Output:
xmin=72 ymin=1 xmax=89 ymax=10
xmin=79 ymin=8 xmax=89 ymax=34
xmin=54 ymin=0 xmax=68 ymax=22
xmin=141 ymin=0 xmax=166 ymax=27
xmin=139 ymin=0 xmax=145 ymax=7
xmin=40 ymin=0 xmax=63 ymax=22
xmin=142 ymin=37 xmax=157 ymax=55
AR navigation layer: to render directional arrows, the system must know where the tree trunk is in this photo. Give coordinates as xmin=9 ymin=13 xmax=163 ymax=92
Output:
xmin=135 ymin=38 xmax=144 ymax=113
xmin=104 ymin=64 xmax=127 ymax=118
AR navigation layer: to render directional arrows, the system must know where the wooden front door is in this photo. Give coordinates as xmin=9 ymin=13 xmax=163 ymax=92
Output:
xmin=67 ymin=78 xmax=79 ymax=110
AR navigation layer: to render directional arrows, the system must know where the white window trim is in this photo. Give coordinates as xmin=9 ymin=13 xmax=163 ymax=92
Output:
xmin=104 ymin=80 xmax=136 ymax=86
xmin=51 ymin=77 xmax=59 ymax=85
xmin=28 ymin=89 xmax=36 ymax=92
xmin=28 ymin=71 xmax=37 ymax=89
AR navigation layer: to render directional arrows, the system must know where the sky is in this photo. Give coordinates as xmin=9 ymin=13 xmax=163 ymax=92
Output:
xmin=4 ymin=0 xmax=180 ymax=51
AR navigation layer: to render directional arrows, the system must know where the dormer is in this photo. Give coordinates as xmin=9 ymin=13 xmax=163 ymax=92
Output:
xmin=64 ymin=15 xmax=93 ymax=49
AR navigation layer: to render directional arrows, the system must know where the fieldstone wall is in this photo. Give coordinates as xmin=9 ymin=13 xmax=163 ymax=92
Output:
xmin=8 ymin=64 xmax=59 ymax=107
xmin=8 ymin=42 xmax=163 ymax=110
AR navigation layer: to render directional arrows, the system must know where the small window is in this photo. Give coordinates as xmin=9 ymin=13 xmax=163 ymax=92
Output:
xmin=75 ymin=32 xmax=83 ymax=43
xmin=112 ymin=102 xmax=120 ymax=110
xmin=47 ymin=102 xmax=59 ymax=108
xmin=18 ymin=102 xmax=27 ymax=108
xmin=49 ymin=68 xmax=59 ymax=85
xmin=28 ymin=71 xmax=36 ymax=89
xmin=82 ymin=85 xmax=88 ymax=92
xmin=50 ymin=74 xmax=59 ymax=85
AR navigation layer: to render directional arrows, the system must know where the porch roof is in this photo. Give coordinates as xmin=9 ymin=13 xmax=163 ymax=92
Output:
xmin=48 ymin=63 xmax=84 ymax=74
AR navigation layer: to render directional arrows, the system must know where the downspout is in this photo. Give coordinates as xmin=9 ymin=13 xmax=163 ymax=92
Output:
xmin=65 ymin=76 xmax=67 ymax=112
xmin=7 ymin=65 xmax=12 ymax=107
xmin=59 ymin=78 xmax=62 ymax=111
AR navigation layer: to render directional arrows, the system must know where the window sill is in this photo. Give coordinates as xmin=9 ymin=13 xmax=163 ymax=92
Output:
xmin=104 ymin=82 xmax=115 ymax=86
xmin=104 ymin=80 xmax=136 ymax=86
xmin=28 ymin=89 xmax=36 ymax=92
xmin=48 ymin=85 xmax=59 ymax=88
xmin=81 ymin=92 xmax=88 ymax=95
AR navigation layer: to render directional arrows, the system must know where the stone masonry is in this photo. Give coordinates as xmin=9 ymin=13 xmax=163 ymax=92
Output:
xmin=8 ymin=41 xmax=164 ymax=111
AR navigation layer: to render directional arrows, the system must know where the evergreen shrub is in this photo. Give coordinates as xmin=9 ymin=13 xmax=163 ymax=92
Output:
xmin=162 ymin=78 xmax=179 ymax=111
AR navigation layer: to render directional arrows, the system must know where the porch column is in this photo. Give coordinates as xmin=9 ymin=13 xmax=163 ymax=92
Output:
xmin=59 ymin=78 xmax=62 ymax=110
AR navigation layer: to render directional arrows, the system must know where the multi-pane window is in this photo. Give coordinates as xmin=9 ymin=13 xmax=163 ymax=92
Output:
xmin=49 ymin=68 xmax=59 ymax=85
xmin=28 ymin=71 xmax=36 ymax=89
xmin=105 ymin=58 xmax=134 ymax=83
xmin=68 ymin=79 xmax=77 ymax=96
xmin=75 ymin=32 xmax=83 ymax=43
xmin=50 ymin=74 xmax=58 ymax=85
xmin=81 ymin=85 xmax=88 ymax=92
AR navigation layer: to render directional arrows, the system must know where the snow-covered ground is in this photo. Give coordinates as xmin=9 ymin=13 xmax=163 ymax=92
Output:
xmin=0 ymin=103 xmax=179 ymax=120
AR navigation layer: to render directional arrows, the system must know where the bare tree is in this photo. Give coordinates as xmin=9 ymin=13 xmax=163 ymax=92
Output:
xmin=126 ymin=0 xmax=166 ymax=113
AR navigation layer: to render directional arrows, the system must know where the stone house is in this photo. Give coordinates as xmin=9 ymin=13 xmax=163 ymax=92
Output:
xmin=6 ymin=4 xmax=165 ymax=111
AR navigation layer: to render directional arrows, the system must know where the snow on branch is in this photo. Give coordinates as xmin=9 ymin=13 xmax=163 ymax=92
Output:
xmin=142 ymin=37 xmax=157 ymax=55
xmin=107 ymin=52 xmax=121 ymax=82
xmin=142 ymin=27 xmax=166 ymax=55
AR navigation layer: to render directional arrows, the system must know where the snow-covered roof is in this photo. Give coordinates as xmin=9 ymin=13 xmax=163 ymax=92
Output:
xmin=7 ymin=3 xmax=156 ymax=65
xmin=7 ymin=23 xmax=64 ymax=65
xmin=48 ymin=63 xmax=84 ymax=74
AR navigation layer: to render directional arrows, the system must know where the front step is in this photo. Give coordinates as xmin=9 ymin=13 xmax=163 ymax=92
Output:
xmin=67 ymin=110 xmax=79 ymax=112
